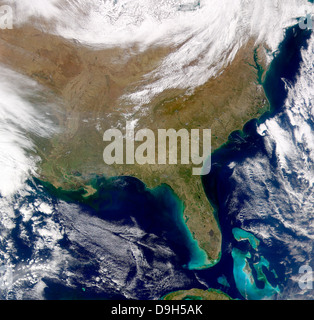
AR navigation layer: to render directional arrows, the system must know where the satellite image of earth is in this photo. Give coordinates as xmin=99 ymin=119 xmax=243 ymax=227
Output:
xmin=0 ymin=0 xmax=313 ymax=300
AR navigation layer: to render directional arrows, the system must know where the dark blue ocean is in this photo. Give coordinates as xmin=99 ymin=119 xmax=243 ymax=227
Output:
xmin=4 ymin=24 xmax=312 ymax=300
xmin=199 ymin=25 xmax=313 ymax=300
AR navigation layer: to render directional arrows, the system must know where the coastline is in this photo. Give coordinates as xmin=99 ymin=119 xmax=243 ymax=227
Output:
xmin=197 ymin=24 xmax=312 ymax=300
xmin=37 ymin=175 xmax=213 ymax=271
xmin=35 ymin=24 xmax=312 ymax=300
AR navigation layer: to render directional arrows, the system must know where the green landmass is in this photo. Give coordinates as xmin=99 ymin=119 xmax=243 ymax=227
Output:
xmin=162 ymin=288 xmax=232 ymax=301
xmin=0 ymin=26 xmax=269 ymax=268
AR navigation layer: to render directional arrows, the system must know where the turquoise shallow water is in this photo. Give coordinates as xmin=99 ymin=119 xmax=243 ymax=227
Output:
xmin=35 ymin=24 xmax=312 ymax=300
xmin=232 ymin=228 xmax=260 ymax=251
xmin=23 ymin=176 xmax=206 ymax=299
xmin=5 ymin=16 xmax=311 ymax=300
xmin=149 ymin=185 xmax=211 ymax=270
xmin=200 ymin=24 xmax=312 ymax=300
xmin=33 ymin=24 xmax=312 ymax=300
xmin=40 ymin=176 xmax=210 ymax=271
xmin=232 ymin=248 xmax=280 ymax=300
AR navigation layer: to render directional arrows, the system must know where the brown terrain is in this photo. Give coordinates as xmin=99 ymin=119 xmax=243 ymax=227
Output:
xmin=0 ymin=24 xmax=269 ymax=270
